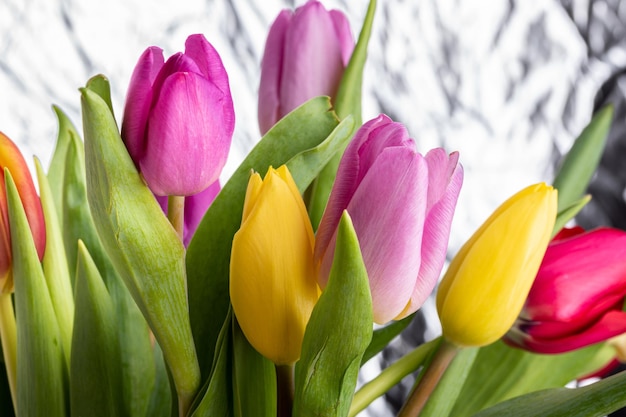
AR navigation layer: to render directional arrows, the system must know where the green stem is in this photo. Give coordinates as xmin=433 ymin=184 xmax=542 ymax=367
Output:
xmin=168 ymin=195 xmax=185 ymax=243
xmin=398 ymin=339 xmax=459 ymax=417
xmin=349 ymin=338 xmax=440 ymax=417
xmin=0 ymin=293 xmax=17 ymax=413
xmin=277 ymin=364 xmax=294 ymax=417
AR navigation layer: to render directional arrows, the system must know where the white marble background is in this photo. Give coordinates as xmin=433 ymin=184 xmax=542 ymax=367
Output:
xmin=2 ymin=0 xmax=626 ymax=415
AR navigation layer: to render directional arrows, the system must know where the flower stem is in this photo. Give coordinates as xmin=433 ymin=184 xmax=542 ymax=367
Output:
xmin=168 ymin=195 xmax=185 ymax=243
xmin=398 ymin=339 xmax=458 ymax=417
xmin=349 ymin=338 xmax=440 ymax=417
xmin=277 ymin=364 xmax=294 ymax=417
xmin=0 ymin=293 xmax=17 ymax=413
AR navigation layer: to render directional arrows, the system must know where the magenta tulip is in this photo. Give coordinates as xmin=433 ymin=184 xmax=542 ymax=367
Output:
xmin=258 ymin=0 xmax=354 ymax=135
xmin=314 ymin=115 xmax=463 ymax=324
xmin=122 ymin=34 xmax=234 ymax=196
xmin=156 ymin=180 xmax=220 ymax=247
xmin=504 ymin=226 xmax=626 ymax=353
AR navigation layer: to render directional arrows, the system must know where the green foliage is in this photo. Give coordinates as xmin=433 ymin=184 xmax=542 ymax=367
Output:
xmin=293 ymin=212 xmax=373 ymax=417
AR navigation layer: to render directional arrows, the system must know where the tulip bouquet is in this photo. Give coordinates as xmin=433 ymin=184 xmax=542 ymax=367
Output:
xmin=2 ymin=1 xmax=626 ymax=416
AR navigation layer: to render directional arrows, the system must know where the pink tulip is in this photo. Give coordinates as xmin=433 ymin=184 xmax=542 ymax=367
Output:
xmin=122 ymin=34 xmax=234 ymax=196
xmin=156 ymin=180 xmax=220 ymax=247
xmin=258 ymin=0 xmax=354 ymax=135
xmin=504 ymin=226 xmax=626 ymax=353
xmin=314 ymin=115 xmax=463 ymax=324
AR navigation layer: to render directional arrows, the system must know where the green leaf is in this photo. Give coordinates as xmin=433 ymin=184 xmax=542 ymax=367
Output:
xmin=294 ymin=212 xmax=373 ymax=417
xmin=70 ymin=241 xmax=124 ymax=417
xmin=63 ymin=117 xmax=155 ymax=417
xmin=7 ymin=170 xmax=67 ymax=417
xmin=144 ymin=343 xmax=172 ymax=417
xmin=190 ymin=310 xmax=233 ymax=417
xmin=81 ymin=83 xmax=199 ymax=412
xmin=186 ymin=96 xmax=341 ymax=379
xmin=307 ymin=0 xmax=377 ymax=228
xmin=232 ymin=318 xmax=276 ymax=417
xmin=361 ymin=313 xmax=415 ymax=365
xmin=48 ymin=105 xmax=80 ymax=225
xmin=450 ymin=340 xmax=615 ymax=417
xmin=34 ymin=158 xmax=74 ymax=368
xmin=552 ymin=195 xmax=591 ymax=237
xmin=552 ymin=105 xmax=612 ymax=211
xmin=471 ymin=369 xmax=626 ymax=417
xmin=86 ymin=74 xmax=116 ymax=118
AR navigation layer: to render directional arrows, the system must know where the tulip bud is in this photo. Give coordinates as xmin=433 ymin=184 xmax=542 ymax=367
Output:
xmin=230 ymin=166 xmax=319 ymax=365
xmin=0 ymin=132 xmax=46 ymax=293
xmin=504 ymin=226 xmax=626 ymax=353
xmin=258 ymin=0 xmax=354 ymax=135
xmin=314 ymin=115 xmax=463 ymax=324
xmin=122 ymin=34 xmax=234 ymax=196
xmin=437 ymin=183 xmax=557 ymax=347
xmin=156 ymin=180 xmax=220 ymax=246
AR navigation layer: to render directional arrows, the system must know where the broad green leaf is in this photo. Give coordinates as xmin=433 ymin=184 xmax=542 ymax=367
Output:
xmin=450 ymin=340 xmax=615 ymax=417
xmin=7 ymin=170 xmax=67 ymax=417
xmin=190 ymin=310 xmax=233 ymax=417
xmin=232 ymin=319 xmax=276 ymax=417
xmin=349 ymin=338 xmax=440 ymax=417
xmin=307 ymin=0 xmax=377 ymax=228
xmin=552 ymin=105 xmax=612 ymax=210
xmin=420 ymin=347 xmax=479 ymax=417
xmin=186 ymin=96 xmax=342 ymax=379
xmin=294 ymin=212 xmax=372 ymax=417
xmin=63 ymin=115 xmax=155 ymax=417
xmin=361 ymin=313 xmax=415 ymax=365
xmin=144 ymin=343 xmax=172 ymax=417
xmin=70 ymin=241 xmax=123 ymax=416
xmin=81 ymin=84 xmax=199 ymax=412
xmin=34 ymin=158 xmax=74 ymax=367
xmin=472 ymin=369 xmax=626 ymax=417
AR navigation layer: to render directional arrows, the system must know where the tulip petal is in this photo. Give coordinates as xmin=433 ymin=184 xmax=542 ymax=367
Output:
xmin=185 ymin=34 xmax=232 ymax=97
xmin=515 ymin=310 xmax=626 ymax=354
xmin=314 ymin=115 xmax=409 ymax=262
xmin=121 ymin=47 xmax=164 ymax=162
xmin=524 ymin=228 xmax=626 ymax=325
xmin=279 ymin=0 xmax=346 ymax=118
xmin=143 ymin=72 xmax=230 ymax=195
xmin=438 ymin=184 xmax=557 ymax=347
xmin=321 ymin=147 xmax=428 ymax=324
xmin=183 ymin=180 xmax=221 ymax=246
xmin=258 ymin=10 xmax=292 ymax=135
xmin=329 ymin=9 xmax=355 ymax=66
xmin=230 ymin=168 xmax=318 ymax=365
xmin=0 ymin=133 xmax=46 ymax=293
xmin=399 ymin=150 xmax=463 ymax=318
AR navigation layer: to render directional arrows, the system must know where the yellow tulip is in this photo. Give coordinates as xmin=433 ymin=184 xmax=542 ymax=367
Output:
xmin=230 ymin=165 xmax=319 ymax=365
xmin=436 ymin=183 xmax=557 ymax=347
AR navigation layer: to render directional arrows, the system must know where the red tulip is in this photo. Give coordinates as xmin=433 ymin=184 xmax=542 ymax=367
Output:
xmin=0 ymin=132 xmax=46 ymax=293
xmin=505 ymin=226 xmax=626 ymax=353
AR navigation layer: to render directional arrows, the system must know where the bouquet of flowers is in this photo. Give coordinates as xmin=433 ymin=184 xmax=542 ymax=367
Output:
xmin=1 ymin=1 xmax=625 ymax=416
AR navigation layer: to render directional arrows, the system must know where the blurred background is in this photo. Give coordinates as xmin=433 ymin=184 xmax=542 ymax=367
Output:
xmin=2 ymin=0 xmax=626 ymax=415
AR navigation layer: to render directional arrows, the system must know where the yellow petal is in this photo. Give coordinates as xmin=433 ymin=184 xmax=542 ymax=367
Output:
xmin=230 ymin=166 xmax=318 ymax=364
xmin=437 ymin=183 xmax=557 ymax=347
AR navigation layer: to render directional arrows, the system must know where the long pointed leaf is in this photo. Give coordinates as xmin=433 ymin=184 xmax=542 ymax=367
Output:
xmin=7 ymin=170 xmax=67 ymax=417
